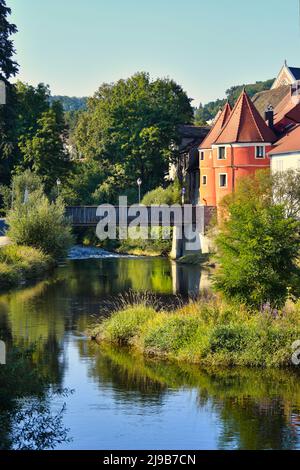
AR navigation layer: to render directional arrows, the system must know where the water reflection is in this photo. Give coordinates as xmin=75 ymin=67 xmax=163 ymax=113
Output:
xmin=86 ymin=345 xmax=300 ymax=450
xmin=0 ymin=257 xmax=299 ymax=450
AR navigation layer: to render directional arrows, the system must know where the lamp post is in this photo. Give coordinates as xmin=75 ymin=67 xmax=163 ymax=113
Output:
xmin=181 ymin=187 xmax=186 ymax=205
xmin=0 ymin=80 xmax=6 ymax=105
xmin=137 ymin=178 xmax=142 ymax=204
xmin=57 ymin=178 xmax=61 ymax=197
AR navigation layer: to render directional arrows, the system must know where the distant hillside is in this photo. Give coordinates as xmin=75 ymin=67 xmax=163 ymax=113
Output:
xmin=49 ymin=95 xmax=88 ymax=112
xmin=195 ymin=78 xmax=275 ymax=125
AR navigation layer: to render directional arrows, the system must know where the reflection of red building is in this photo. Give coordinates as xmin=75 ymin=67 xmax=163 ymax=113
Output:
xmin=199 ymin=90 xmax=277 ymax=208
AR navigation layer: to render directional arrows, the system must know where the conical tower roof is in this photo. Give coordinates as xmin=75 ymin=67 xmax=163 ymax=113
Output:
xmin=214 ymin=90 xmax=277 ymax=144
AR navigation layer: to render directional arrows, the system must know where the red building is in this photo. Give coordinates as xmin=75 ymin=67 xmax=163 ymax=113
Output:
xmin=199 ymin=90 xmax=277 ymax=208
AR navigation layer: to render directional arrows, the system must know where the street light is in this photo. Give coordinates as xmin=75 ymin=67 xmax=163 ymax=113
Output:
xmin=0 ymin=80 xmax=6 ymax=105
xmin=57 ymin=178 xmax=61 ymax=196
xmin=182 ymin=187 xmax=186 ymax=205
xmin=137 ymin=178 xmax=142 ymax=204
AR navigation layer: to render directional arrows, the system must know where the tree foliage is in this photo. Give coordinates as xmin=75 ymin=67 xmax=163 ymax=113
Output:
xmin=0 ymin=0 xmax=18 ymax=81
xmin=214 ymin=171 xmax=300 ymax=308
xmin=73 ymin=72 xmax=193 ymax=201
xmin=0 ymin=0 xmax=19 ymax=184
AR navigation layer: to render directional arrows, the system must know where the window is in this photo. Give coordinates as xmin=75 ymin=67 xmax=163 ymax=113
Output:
xmin=202 ymin=175 xmax=207 ymax=185
xmin=218 ymin=146 xmax=226 ymax=160
xmin=200 ymin=151 xmax=204 ymax=161
xmin=219 ymin=173 xmax=227 ymax=188
xmin=256 ymin=146 xmax=265 ymax=159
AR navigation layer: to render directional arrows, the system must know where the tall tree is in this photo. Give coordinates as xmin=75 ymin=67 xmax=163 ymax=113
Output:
xmin=0 ymin=0 xmax=18 ymax=81
xmin=19 ymin=105 xmax=70 ymax=191
xmin=0 ymin=0 xmax=19 ymax=184
xmin=74 ymin=72 xmax=193 ymax=201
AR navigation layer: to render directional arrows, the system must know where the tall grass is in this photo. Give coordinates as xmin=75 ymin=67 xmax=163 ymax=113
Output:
xmin=0 ymin=245 xmax=52 ymax=290
xmin=92 ymin=298 xmax=300 ymax=368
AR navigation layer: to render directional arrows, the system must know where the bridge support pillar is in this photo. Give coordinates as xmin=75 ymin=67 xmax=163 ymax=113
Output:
xmin=170 ymin=225 xmax=213 ymax=260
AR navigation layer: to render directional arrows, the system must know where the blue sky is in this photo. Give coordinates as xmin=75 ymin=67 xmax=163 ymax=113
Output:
xmin=8 ymin=0 xmax=300 ymax=105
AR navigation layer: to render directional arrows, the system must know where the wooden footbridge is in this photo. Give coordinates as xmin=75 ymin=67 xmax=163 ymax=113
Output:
xmin=66 ymin=205 xmax=215 ymax=258
xmin=65 ymin=205 xmax=214 ymax=229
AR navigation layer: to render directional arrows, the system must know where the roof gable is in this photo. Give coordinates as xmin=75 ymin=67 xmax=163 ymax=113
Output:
xmin=214 ymin=90 xmax=277 ymax=145
xmin=288 ymin=66 xmax=300 ymax=81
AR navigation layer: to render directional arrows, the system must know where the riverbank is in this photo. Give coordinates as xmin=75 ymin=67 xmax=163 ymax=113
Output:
xmin=0 ymin=245 xmax=53 ymax=290
xmin=91 ymin=298 xmax=300 ymax=368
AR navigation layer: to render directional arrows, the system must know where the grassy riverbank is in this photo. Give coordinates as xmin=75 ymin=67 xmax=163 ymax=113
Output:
xmin=92 ymin=299 xmax=300 ymax=368
xmin=0 ymin=245 xmax=53 ymax=290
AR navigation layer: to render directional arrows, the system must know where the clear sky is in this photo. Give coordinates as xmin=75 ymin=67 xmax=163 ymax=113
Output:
xmin=7 ymin=0 xmax=300 ymax=106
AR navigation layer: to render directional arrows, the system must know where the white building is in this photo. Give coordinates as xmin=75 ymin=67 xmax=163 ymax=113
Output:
xmin=269 ymin=124 xmax=300 ymax=172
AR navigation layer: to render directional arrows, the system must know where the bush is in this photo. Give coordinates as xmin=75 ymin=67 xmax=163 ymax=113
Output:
xmin=214 ymin=172 xmax=300 ymax=308
xmin=7 ymin=190 xmax=74 ymax=260
xmin=142 ymin=181 xmax=181 ymax=206
xmin=92 ymin=298 xmax=300 ymax=367
xmin=96 ymin=306 xmax=157 ymax=345
xmin=144 ymin=315 xmax=199 ymax=353
xmin=0 ymin=245 xmax=52 ymax=290
xmin=0 ymin=245 xmax=52 ymax=279
xmin=0 ymin=170 xmax=44 ymax=215
xmin=0 ymin=262 xmax=20 ymax=289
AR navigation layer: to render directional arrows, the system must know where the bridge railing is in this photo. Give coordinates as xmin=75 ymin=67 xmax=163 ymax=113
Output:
xmin=65 ymin=205 xmax=216 ymax=233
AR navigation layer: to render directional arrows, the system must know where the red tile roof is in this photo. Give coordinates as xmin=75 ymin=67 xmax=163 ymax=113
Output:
xmin=214 ymin=90 xmax=277 ymax=144
xmin=273 ymin=90 xmax=300 ymax=130
xmin=269 ymin=124 xmax=300 ymax=155
xmin=199 ymin=102 xmax=232 ymax=149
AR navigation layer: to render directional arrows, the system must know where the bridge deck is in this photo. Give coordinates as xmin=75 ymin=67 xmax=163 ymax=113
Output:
xmin=65 ymin=205 xmax=215 ymax=232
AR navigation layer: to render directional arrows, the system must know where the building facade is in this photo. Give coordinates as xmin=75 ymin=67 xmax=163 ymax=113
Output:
xmin=198 ymin=64 xmax=300 ymax=212
xmin=199 ymin=90 xmax=276 ymax=208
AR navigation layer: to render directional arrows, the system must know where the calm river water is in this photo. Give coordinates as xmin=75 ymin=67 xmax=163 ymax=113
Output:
xmin=1 ymin=253 xmax=300 ymax=450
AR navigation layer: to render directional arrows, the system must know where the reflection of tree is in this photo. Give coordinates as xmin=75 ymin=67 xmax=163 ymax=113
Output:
xmin=0 ymin=348 xmax=70 ymax=450
xmin=87 ymin=344 xmax=167 ymax=406
xmin=90 ymin=346 xmax=300 ymax=450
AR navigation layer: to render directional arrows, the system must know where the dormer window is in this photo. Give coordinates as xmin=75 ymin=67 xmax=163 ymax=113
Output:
xmin=256 ymin=146 xmax=265 ymax=159
xmin=218 ymin=146 xmax=226 ymax=160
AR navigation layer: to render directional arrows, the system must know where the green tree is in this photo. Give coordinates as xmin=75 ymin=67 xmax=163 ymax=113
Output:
xmin=214 ymin=172 xmax=300 ymax=308
xmin=0 ymin=0 xmax=18 ymax=80
xmin=0 ymin=0 xmax=19 ymax=184
xmin=19 ymin=106 xmax=70 ymax=191
xmin=15 ymin=82 xmax=50 ymax=142
xmin=74 ymin=72 xmax=193 ymax=200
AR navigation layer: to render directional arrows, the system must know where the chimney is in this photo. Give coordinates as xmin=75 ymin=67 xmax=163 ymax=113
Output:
xmin=265 ymin=104 xmax=274 ymax=129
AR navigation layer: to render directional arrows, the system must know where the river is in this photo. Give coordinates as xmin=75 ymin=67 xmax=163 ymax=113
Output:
xmin=0 ymin=251 xmax=300 ymax=450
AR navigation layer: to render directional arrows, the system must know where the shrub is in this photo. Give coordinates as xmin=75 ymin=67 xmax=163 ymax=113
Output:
xmin=7 ymin=190 xmax=74 ymax=260
xmin=93 ymin=298 xmax=300 ymax=367
xmin=143 ymin=315 xmax=199 ymax=354
xmin=0 ymin=245 xmax=52 ymax=279
xmin=214 ymin=171 xmax=300 ymax=308
xmin=0 ymin=262 xmax=20 ymax=289
xmin=142 ymin=181 xmax=181 ymax=206
xmin=96 ymin=306 xmax=157 ymax=345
